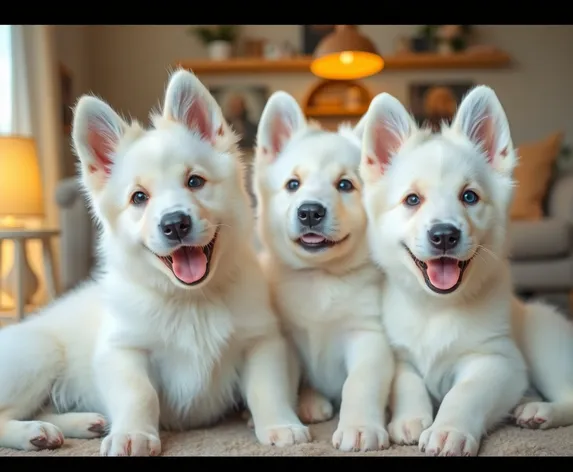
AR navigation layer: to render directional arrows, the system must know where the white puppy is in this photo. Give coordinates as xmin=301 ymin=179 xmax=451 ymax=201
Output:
xmin=253 ymin=92 xmax=395 ymax=452
xmin=0 ymin=70 xmax=310 ymax=455
xmin=359 ymin=86 xmax=573 ymax=456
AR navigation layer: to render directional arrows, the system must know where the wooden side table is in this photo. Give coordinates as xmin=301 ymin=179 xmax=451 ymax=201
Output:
xmin=0 ymin=228 xmax=60 ymax=323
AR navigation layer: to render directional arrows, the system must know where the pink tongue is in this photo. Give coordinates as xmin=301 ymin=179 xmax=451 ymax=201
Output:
xmin=426 ymin=258 xmax=461 ymax=291
xmin=301 ymin=234 xmax=326 ymax=244
xmin=171 ymin=247 xmax=208 ymax=284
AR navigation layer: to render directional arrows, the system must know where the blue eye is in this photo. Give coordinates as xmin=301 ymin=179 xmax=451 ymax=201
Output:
xmin=462 ymin=190 xmax=479 ymax=205
xmin=286 ymin=179 xmax=300 ymax=192
xmin=188 ymin=175 xmax=206 ymax=189
xmin=131 ymin=191 xmax=148 ymax=205
xmin=405 ymin=194 xmax=421 ymax=206
xmin=337 ymin=179 xmax=354 ymax=192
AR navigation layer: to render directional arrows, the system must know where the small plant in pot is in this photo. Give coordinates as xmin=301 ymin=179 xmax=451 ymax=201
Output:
xmin=436 ymin=25 xmax=473 ymax=54
xmin=189 ymin=25 xmax=239 ymax=61
xmin=411 ymin=25 xmax=439 ymax=52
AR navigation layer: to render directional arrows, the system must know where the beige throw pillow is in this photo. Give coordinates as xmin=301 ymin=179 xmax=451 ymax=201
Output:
xmin=510 ymin=131 xmax=564 ymax=221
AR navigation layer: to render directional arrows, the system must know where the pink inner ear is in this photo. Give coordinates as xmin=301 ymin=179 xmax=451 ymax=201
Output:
xmin=87 ymin=122 xmax=114 ymax=175
xmin=271 ymin=114 xmax=292 ymax=156
xmin=184 ymin=98 xmax=213 ymax=143
xmin=470 ymin=113 xmax=496 ymax=163
xmin=370 ymin=123 xmax=400 ymax=174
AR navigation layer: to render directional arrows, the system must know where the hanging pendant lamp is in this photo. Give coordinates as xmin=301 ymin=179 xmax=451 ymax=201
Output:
xmin=310 ymin=25 xmax=384 ymax=80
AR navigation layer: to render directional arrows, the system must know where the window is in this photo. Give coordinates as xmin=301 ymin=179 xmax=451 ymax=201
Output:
xmin=0 ymin=25 xmax=12 ymax=134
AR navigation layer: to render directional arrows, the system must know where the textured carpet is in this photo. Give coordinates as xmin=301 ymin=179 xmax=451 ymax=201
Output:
xmin=1 ymin=416 xmax=572 ymax=456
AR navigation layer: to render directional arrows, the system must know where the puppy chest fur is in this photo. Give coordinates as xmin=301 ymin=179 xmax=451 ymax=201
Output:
xmin=275 ymin=267 xmax=384 ymax=403
xmin=381 ymin=278 xmax=517 ymax=401
xmin=98 ymin=275 xmax=246 ymax=430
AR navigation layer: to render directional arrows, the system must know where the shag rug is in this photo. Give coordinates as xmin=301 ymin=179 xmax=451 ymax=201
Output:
xmin=1 ymin=415 xmax=572 ymax=456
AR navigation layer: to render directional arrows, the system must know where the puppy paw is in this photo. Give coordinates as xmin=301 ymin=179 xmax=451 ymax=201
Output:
xmin=26 ymin=421 xmax=64 ymax=451
xmin=297 ymin=389 xmax=334 ymax=424
xmin=332 ymin=423 xmax=390 ymax=452
xmin=54 ymin=412 xmax=107 ymax=439
xmin=419 ymin=426 xmax=479 ymax=456
xmin=389 ymin=415 xmax=432 ymax=445
xmin=0 ymin=420 xmax=65 ymax=451
xmin=513 ymin=401 xmax=555 ymax=429
xmin=255 ymin=423 xmax=311 ymax=446
xmin=100 ymin=431 xmax=161 ymax=456
xmin=86 ymin=414 xmax=108 ymax=437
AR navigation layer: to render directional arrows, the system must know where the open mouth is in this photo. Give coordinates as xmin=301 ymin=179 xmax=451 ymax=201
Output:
xmin=402 ymin=244 xmax=475 ymax=295
xmin=155 ymin=231 xmax=218 ymax=286
xmin=296 ymin=233 xmax=349 ymax=252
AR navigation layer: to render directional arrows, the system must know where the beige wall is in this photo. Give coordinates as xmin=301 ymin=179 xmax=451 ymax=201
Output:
xmin=56 ymin=25 xmax=573 ymax=169
xmin=85 ymin=25 xmax=573 ymax=147
xmin=55 ymin=25 xmax=91 ymax=178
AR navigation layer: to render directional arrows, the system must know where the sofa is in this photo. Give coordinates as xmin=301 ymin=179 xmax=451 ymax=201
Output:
xmin=509 ymin=169 xmax=573 ymax=311
xmin=54 ymin=168 xmax=573 ymax=312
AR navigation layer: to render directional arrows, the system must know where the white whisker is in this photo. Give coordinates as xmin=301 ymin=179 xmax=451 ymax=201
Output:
xmin=476 ymin=244 xmax=500 ymax=262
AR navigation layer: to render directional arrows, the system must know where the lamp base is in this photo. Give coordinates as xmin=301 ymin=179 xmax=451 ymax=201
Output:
xmin=0 ymin=218 xmax=39 ymax=306
xmin=2 ymin=244 xmax=39 ymax=306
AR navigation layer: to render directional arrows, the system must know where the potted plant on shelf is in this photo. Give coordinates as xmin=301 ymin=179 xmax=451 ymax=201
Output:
xmin=411 ymin=25 xmax=473 ymax=54
xmin=436 ymin=25 xmax=473 ymax=54
xmin=189 ymin=25 xmax=239 ymax=61
xmin=411 ymin=25 xmax=439 ymax=52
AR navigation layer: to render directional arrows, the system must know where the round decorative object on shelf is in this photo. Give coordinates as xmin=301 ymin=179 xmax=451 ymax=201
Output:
xmin=302 ymin=79 xmax=372 ymax=129
xmin=208 ymin=41 xmax=232 ymax=61
xmin=345 ymin=86 xmax=363 ymax=111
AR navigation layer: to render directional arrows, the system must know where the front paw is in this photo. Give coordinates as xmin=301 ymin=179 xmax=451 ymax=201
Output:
xmin=297 ymin=389 xmax=334 ymax=424
xmin=389 ymin=415 xmax=432 ymax=445
xmin=332 ymin=423 xmax=390 ymax=452
xmin=255 ymin=423 xmax=311 ymax=447
xmin=513 ymin=401 xmax=555 ymax=429
xmin=419 ymin=426 xmax=479 ymax=456
xmin=100 ymin=430 xmax=161 ymax=456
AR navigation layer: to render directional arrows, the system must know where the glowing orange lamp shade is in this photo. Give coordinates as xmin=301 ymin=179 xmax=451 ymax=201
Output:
xmin=310 ymin=26 xmax=384 ymax=80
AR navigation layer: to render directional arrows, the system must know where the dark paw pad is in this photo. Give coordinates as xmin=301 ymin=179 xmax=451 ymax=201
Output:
xmin=30 ymin=434 xmax=63 ymax=450
xmin=88 ymin=422 xmax=106 ymax=434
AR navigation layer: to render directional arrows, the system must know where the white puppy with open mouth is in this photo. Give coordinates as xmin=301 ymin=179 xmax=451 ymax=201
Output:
xmin=253 ymin=91 xmax=395 ymax=452
xmin=359 ymin=86 xmax=573 ymax=456
xmin=0 ymin=70 xmax=310 ymax=455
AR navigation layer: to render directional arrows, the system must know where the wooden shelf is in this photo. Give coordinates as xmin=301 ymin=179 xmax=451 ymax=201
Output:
xmin=175 ymin=51 xmax=512 ymax=75
xmin=176 ymin=56 xmax=310 ymax=74
xmin=305 ymin=106 xmax=368 ymax=118
xmin=382 ymin=51 xmax=512 ymax=70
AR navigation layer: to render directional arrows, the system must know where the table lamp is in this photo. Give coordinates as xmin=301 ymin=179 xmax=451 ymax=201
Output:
xmin=0 ymin=135 xmax=44 ymax=306
xmin=310 ymin=25 xmax=384 ymax=80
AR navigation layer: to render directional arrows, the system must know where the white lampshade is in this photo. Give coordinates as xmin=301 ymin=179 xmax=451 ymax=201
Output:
xmin=0 ymin=135 xmax=44 ymax=218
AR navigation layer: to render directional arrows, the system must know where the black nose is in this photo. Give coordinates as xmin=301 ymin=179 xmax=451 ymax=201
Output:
xmin=160 ymin=211 xmax=192 ymax=241
xmin=427 ymin=223 xmax=461 ymax=251
xmin=297 ymin=202 xmax=327 ymax=228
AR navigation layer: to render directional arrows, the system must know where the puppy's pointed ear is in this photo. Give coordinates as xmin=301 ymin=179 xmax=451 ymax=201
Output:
xmin=256 ymin=91 xmax=306 ymax=162
xmin=163 ymin=69 xmax=224 ymax=143
xmin=72 ymin=95 xmax=128 ymax=193
xmin=360 ymin=93 xmax=416 ymax=181
xmin=352 ymin=113 xmax=368 ymax=141
xmin=451 ymin=85 xmax=516 ymax=176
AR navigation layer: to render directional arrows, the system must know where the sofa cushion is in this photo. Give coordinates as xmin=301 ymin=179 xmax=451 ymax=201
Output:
xmin=510 ymin=131 xmax=564 ymax=221
xmin=509 ymin=218 xmax=570 ymax=260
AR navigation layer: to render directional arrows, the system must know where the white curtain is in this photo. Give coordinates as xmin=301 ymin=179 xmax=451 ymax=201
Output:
xmin=10 ymin=26 xmax=32 ymax=136
xmin=0 ymin=25 xmax=63 ymax=301
xmin=0 ymin=25 xmax=12 ymax=134
xmin=1 ymin=25 xmax=63 ymax=227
